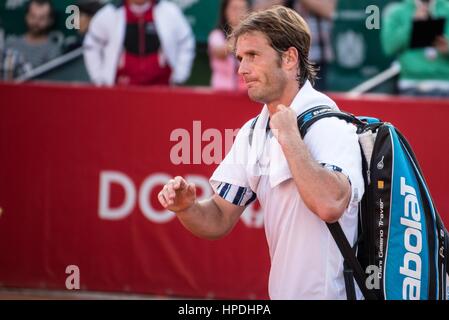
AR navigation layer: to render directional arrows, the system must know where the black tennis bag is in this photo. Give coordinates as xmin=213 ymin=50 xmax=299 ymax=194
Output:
xmin=297 ymin=106 xmax=449 ymax=300
xmin=250 ymin=105 xmax=449 ymax=300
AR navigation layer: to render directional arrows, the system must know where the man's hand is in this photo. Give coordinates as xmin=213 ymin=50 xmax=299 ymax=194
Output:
xmin=269 ymin=104 xmax=301 ymax=146
xmin=158 ymin=176 xmax=197 ymax=212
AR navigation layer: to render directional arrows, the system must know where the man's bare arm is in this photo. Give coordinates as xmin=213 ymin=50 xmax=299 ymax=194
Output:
xmin=269 ymin=105 xmax=351 ymax=223
xmin=158 ymin=176 xmax=245 ymax=239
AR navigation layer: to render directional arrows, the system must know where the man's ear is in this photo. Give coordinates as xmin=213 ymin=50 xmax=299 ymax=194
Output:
xmin=283 ymin=47 xmax=299 ymax=70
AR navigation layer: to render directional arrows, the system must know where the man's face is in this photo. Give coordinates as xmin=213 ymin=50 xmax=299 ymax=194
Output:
xmin=25 ymin=2 xmax=52 ymax=36
xmin=236 ymin=31 xmax=287 ymax=104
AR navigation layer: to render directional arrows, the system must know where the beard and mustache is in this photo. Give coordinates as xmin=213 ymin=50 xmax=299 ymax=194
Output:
xmin=27 ymin=23 xmax=51 ymax=37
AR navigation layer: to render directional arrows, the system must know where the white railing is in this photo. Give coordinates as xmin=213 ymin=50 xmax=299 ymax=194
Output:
xmin=347 ymin=62 xmax=401 ymax=97
xmin=15 ymin=46 xmax=84 ymax=83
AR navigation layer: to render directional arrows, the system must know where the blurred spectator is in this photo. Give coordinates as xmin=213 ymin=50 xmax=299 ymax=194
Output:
xmin=0 ymin=46 xmax=31 ymax=81
xmin=77 ymin=0 xmax=105 ymax=35
xmin=64 ymin=0 xmax=105 ymax=52
xmin=251 ymin=0 xmax=290 ymax=11
xmin=208 ymin=0 xmax=249 ymax=91
xmin=381 ymin=0 xmax=449 ymax=97
xmin=5 ymin=0 xmax=61 ymax=69
xmin=292 ymin=0 xmax=336 ymax=91
xmin=83 ymin=0 xmax=195 ymax=86
xmin=0 ymin=17 xmax=29 ymax=80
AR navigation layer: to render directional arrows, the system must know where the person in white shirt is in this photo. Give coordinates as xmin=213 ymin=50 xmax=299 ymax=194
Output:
xmin=83 ymin=0 xmax=195 ymax=86
xmin=158 ymin=6 xmax=364 ymax=300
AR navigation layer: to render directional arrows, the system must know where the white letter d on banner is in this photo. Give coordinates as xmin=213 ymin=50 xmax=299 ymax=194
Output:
xmin=98 ymin=171 xmax=136 ymax=220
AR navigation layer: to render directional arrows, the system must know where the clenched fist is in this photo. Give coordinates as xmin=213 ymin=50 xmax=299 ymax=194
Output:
xmin=269 ymin=104 xmax=301 ymax=146
xmin=158 ymin=176 xmax=197 ymax=212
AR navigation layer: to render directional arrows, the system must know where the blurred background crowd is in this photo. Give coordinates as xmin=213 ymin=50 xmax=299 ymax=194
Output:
xmin=1 ymin=0 xmax=448 ymax=97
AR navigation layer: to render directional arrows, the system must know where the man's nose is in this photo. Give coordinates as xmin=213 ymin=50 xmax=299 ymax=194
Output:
xmin=238 ymin=59 xmax=249 ymax=76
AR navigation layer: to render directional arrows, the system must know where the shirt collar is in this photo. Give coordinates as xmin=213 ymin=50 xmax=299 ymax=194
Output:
xmin=289 ymin=80 xmax=336 ymax=115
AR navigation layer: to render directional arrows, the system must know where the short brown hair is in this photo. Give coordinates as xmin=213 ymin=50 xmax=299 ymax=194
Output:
xmin=230 ymin=5 xmax=317 ymax=87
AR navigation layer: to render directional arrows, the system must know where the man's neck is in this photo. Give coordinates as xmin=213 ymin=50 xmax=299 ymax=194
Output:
xmin=129 ymin=1 xmax=152 ymax=14
xmin=25 ymin=33 xmax=48 ymax=44
xmin=267 ymin=82 xmax=301 ymax=116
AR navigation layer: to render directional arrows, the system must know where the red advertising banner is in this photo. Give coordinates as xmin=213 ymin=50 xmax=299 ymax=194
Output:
xmin=0 ymin=82 xmax=448 ymax=299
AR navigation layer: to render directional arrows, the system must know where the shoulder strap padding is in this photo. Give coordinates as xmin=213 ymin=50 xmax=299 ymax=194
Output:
xmin=296 ymin=106 xmax=365 ymax=138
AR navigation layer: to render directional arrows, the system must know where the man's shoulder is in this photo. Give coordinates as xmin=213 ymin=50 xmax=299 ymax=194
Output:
xmin=86 ymin=3 xmax=123 ymax=36
xmin=157 ymin=0 xmax=180 ymax=9
xmin=5 ymin=35 xmax=25 ymax=48
xmin=156 ymin=0 xmax=185 ymax=16
xmin=300 ymin=101 xmax=358 ymax=142
xmin=304 ymin=114 xmax=359 ymax=151
xmin=437 ymin=0 xmax=449 ymax=14
xmin=383 ymin=1 xmax=411 ymax=19
xmin=92 ymin=3 xmax=122 ymax=22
